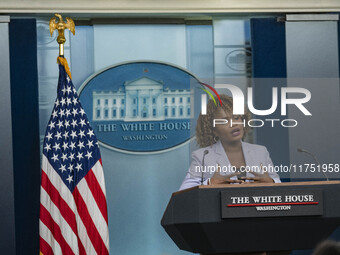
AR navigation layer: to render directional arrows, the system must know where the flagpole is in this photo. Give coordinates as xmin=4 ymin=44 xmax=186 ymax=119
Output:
xmin=49 ymin=13 xmax=75 ymax=57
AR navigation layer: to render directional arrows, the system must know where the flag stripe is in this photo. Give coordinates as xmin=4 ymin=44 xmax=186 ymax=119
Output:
xmin=41 ymin=170 xmax=77 ymax=233
xmin=40 ymin=237 xmax=54 ymax=255
xmin=74 ymin=187 xmax=109 ymax=255
xmin=40 ymin=220 xmax=63 ymax=255
xmin=76 ymin=219 xmax=97 ymax=255
xmin=76 ymin=213 xmax=98 ymax=255
xmin=40 ymin=205 xmax=75 ymax=255
xmin=77 ymin=232 xmax=87 ymax=255
xmin=40 ymin=187 xmax=79 ymax=255
xmin=92 ymin=160 xmax=107 ymax=197
xmin=84 ymin=167 xmax=108 ymax=223
xmin=77 ymin=175 xmax=109 ymax=248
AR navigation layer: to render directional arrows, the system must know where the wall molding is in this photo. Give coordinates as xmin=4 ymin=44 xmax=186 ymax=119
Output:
xmin=1 ymin=0 xmax=340 ymax=14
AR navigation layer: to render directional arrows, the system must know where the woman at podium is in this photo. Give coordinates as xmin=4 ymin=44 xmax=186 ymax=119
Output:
xmin=179 ymin=94 xmax=281 ymax=190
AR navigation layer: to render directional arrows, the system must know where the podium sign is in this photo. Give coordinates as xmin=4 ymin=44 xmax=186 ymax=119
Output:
xmin=221 ymin=189 xmax=323 ymax=218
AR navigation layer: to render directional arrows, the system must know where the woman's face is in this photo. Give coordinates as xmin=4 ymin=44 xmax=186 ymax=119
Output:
xmin=213 ymin=108 xmax=244 ymax=144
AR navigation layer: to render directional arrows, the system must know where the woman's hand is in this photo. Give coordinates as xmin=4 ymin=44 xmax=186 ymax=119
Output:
xmin=210 ymin=170 xmax=244 ymax=185
xmin=240 ymin=170 xmax=274 ymax=183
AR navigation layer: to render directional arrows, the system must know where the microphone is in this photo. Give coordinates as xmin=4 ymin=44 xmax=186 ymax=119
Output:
xmin=297 ymin=148 xmax=329 ymax=181
xmin=201 ymin=150 xmax=209 ymax=185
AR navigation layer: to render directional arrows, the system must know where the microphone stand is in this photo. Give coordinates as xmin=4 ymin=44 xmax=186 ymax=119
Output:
xmin=297 ymin=148 xmax=329 ymax=181
xmin=201 ymin=150 xmax=209 ymax=185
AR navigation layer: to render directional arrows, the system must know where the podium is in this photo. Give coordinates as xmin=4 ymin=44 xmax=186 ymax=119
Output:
xmin=161 ymin=181 xmax=340 ymax=254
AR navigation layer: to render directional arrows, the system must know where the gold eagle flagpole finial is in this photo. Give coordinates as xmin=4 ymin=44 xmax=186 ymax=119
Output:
xmin=49 ymin=13 xmax=75 ymax=57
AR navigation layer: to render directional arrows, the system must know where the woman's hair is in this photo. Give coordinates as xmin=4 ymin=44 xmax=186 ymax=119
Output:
xmin=195 ymin=94 xmax=251 ymax=148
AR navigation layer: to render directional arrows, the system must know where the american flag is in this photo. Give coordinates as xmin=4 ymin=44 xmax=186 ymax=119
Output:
xmin=39 ymin=58 xmax=109 ymax=255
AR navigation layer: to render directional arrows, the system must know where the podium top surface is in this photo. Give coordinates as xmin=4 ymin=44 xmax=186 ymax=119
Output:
xmin=173 ymin=180 xmax=340 ymax=196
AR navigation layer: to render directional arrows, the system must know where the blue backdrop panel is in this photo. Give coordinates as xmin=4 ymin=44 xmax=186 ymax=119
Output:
xmin=9 ymin=19 xmax=40 ymax=255
xmin=250 ymin=18 xmax=290 ymax=181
